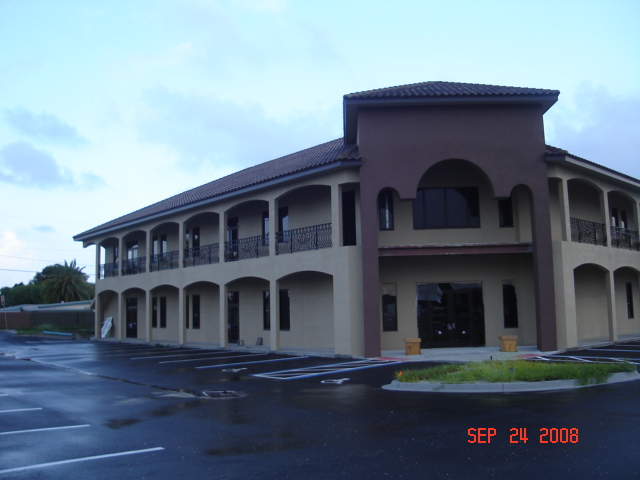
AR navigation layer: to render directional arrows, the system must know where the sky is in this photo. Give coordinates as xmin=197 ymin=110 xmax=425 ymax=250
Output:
xmin=1 ymin=0 xmax=639 ymax=289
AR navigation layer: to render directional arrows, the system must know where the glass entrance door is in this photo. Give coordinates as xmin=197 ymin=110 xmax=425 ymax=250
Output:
xmin=417 ymin=283 xmax=485 ymax=348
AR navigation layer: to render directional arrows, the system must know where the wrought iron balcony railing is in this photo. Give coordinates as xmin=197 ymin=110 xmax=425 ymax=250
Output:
xmin=184 ymin=243 xmax=220 ymax=267
xmin=122 ymin=257 xmax=146 ymax=276
xmin=149 ymin=251 xmax=179 ymax=272
xmin=570 ymin=218 xmax=607 ymax=246
xmin=276 ymin=223 xmax=332 ymax=255
xmin=225 ymin=234 xmax=269 ymax=262
xmin=611 ymin=226 xmax=640 ymax=251
xmin=99 ymin=262 xmax=119 ymax=279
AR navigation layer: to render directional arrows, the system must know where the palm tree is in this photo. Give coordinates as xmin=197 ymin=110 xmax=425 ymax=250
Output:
xmin=41 ymin=260 xmax=94 ymax=304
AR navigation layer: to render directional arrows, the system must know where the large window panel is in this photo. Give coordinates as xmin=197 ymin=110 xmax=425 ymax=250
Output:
xmin=414 ymin=187 xmax=480 ymax=229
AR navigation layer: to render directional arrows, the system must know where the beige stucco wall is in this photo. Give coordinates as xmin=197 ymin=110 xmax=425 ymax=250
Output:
xmin=150 ymin=286 xmax=179 ymax=342
xmin=281 ymin=185 xmax=332 ymax=229
xmin=184 ymin=282 xmax=220 ymax=344
xmin=280 ymin=272 xmax=334 ymax=349
xmin=378 ymin=253 xmax=536 ymax=350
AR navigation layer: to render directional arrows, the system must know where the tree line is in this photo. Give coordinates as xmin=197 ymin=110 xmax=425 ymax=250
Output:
xmin=1 ymin=260 xmax=94 ymax=307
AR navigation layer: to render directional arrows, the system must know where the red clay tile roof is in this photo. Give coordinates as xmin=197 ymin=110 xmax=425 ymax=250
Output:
xmin=345 ymin=81 xmax=559 ymax=99
xmin=75 ymin=138 xmax=360 ymax=240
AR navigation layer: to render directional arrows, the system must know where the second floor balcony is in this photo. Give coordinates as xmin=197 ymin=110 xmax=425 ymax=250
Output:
xmin=611 ymin=226 xmax=640 ymax=251
xmin=225 ymin=234 xmax=269 ymax=262
xmin=276 ymin=223 xmax=332 ymax=255
xmin=150 ymin=251 xmax=179 ymax=272
xmin=570 ymin=218 xmax=607 ymax=246
xmin=122 ymin=257 xmax=146 ymax=276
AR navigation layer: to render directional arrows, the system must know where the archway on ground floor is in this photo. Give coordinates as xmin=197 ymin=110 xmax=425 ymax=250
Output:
xmin=277 ymin=271 xmax=334 ymax=350
xmin=574 ymin=264 xmax=609 ymax=343
xmin=149 ymin=285 xmax=179 ymax=342
xmin=122 ymin=288 xmax=146 ymax=339
xmin=97 ymin=290 xmax=118 ymax=338
xmin=614 ymin=267 xmax=640 ymax=337
xmin=225 ymin=276 xmax=269 ymax=346
xmin=184 ymin=281 xmax=219 ymax=344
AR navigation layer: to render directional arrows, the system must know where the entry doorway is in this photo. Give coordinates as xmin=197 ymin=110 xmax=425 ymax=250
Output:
xmin=417 ymin=283 xmax=485 ymax=348
xmin=228 ymin=291 xmax=240 ymax=343
xmin=126 ymin=297 xmax=138 ymax=338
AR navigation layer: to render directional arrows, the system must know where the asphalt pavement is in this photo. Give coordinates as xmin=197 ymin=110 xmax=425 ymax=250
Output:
xmin=1 ymin=332 xmax=639 ymax=479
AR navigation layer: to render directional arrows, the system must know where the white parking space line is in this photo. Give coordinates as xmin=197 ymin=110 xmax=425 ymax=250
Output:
xmin=587 ymin=348 xmax=640 ymax=352
xmin=0 ymin=408 xmax=43 ymax=414
xmin=160 ymin=353 xmax=267 ymax=364
xmin=252 ymin=359 xmax=404 ymax=380
xmin=106 ymin=348 xmax=178 ymax=357
xmin=0 ymin=447 xmax=165 ymax=475
xmin=195 ymin=356 xmax=310 ymax=370
xmin=131 ymin=351 xmax=222 ymax=360
xmin=0 ymin=424 xmax=91 ymax=436
xmin=535 ymin=355 xmax=640 ymax=364
xmin=0 ymin=394 xmax=8 ymax=397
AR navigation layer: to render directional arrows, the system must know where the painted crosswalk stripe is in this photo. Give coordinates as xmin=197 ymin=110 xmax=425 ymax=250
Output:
xmin=0 ymin=447 xmax=165 ymax=475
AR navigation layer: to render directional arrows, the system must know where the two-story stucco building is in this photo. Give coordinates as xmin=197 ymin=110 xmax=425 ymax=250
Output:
xmin=74 ymin=81 xmax=640 ymax=358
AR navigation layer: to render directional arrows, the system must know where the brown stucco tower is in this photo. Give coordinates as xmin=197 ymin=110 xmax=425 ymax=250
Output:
xmin=345 ymin=82 xmax=561 ymax=357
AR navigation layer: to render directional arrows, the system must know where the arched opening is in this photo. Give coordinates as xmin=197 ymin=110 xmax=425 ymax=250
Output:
xmin=184 ymin=212 xmax=220 ymax=267
xmin=276 ymin=185 xmax=333 ymax=253
xmin=122 ymin=230 xmax=147 ymax=275
xmin=574 ymin=264 xmax=609 ymax=343
xmin=149 ymin=222 xmax=180 ymax=272
xmin=122 ymin=287 xmax=146 ymax=339
xmin=567 ymin=179 xmax=606 ymax=246
xmin=98 ymin=237 xmax=119 ymax=279
xmin=608 ymin=191 xmax=639 ymax=250
xmin=225 ymin=200 xmax=270 ymax=261
xmin=97 ymin=290 xmax=117 ymax=338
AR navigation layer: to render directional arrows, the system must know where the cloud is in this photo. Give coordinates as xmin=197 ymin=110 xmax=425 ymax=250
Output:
xmin=0 ymin=141 xmax=106 ymax=190
xmin=546 ymin=84 xmax=640 ymax=180
xmin=136 ymin=86 xmax=339 ymax=170
xmin=33 ymin=225 xmax=55 ymax=233
xmin=3 ymin=106 xmax=88 ymax=146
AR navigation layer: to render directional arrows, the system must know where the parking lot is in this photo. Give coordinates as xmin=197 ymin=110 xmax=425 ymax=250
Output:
xmin=1 ymin=332 xmax=640 ymax=479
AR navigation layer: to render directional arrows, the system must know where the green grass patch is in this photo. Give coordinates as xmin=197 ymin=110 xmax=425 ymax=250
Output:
xmin=395 ymin=360 xmax=636 ymax=386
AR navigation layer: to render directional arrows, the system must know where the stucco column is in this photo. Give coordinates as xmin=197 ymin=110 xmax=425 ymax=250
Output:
xmin=601 ymin=190 xmax=611 ymax=246
xmin=530 ymin=189 xmax=558 ymax=351
xmin=331 ymin=184 xmax=341 ymax=248
xmin=145 ymin=290 xmax=152 ymax=343
xmin=95 ymin=243 xmax=101 ymax=281
xmin=360 ymin=183 xmax=382 ymax=357
xmin=554 ymin=264 xmax=577 ymax=349
xmin=178 ymin=222 xmax=185 ymax=268
xmin=178 ymin=287 xmax=185 ymax=345
xmin=118 ymin=237 xmax=124 ymax=276
xmin=269 ymin=279 xmax=280 ymax=351
xmin=219 ymin=283 xmax=228 ymax=347
xmin=606 ymin=270 xmax=618 ymax=341
xmin=333 ymin=249 xmax=364 ymax=356
xmin=558 ymin=178 xmax=571 ymax=242
xmin=219 ymin=212 xmax=227 ymax=263
xmin=94 ymin=292 xmax=101 ymax=339
xmin=145 ymin=230 xmax=152 ymax=272
xmin=117 ymin=292 xmax=124 ymax=341
xmin=269 ymin=199 xmax=276 ymax=257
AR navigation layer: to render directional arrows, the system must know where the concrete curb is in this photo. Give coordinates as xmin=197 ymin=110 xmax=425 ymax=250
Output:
xmin=382 ymin=371 xmax=640 ymax=393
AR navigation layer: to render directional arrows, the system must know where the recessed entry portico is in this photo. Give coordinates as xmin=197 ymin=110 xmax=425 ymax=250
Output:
xmin=416 ymin=282 xmax=485 ymax=348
